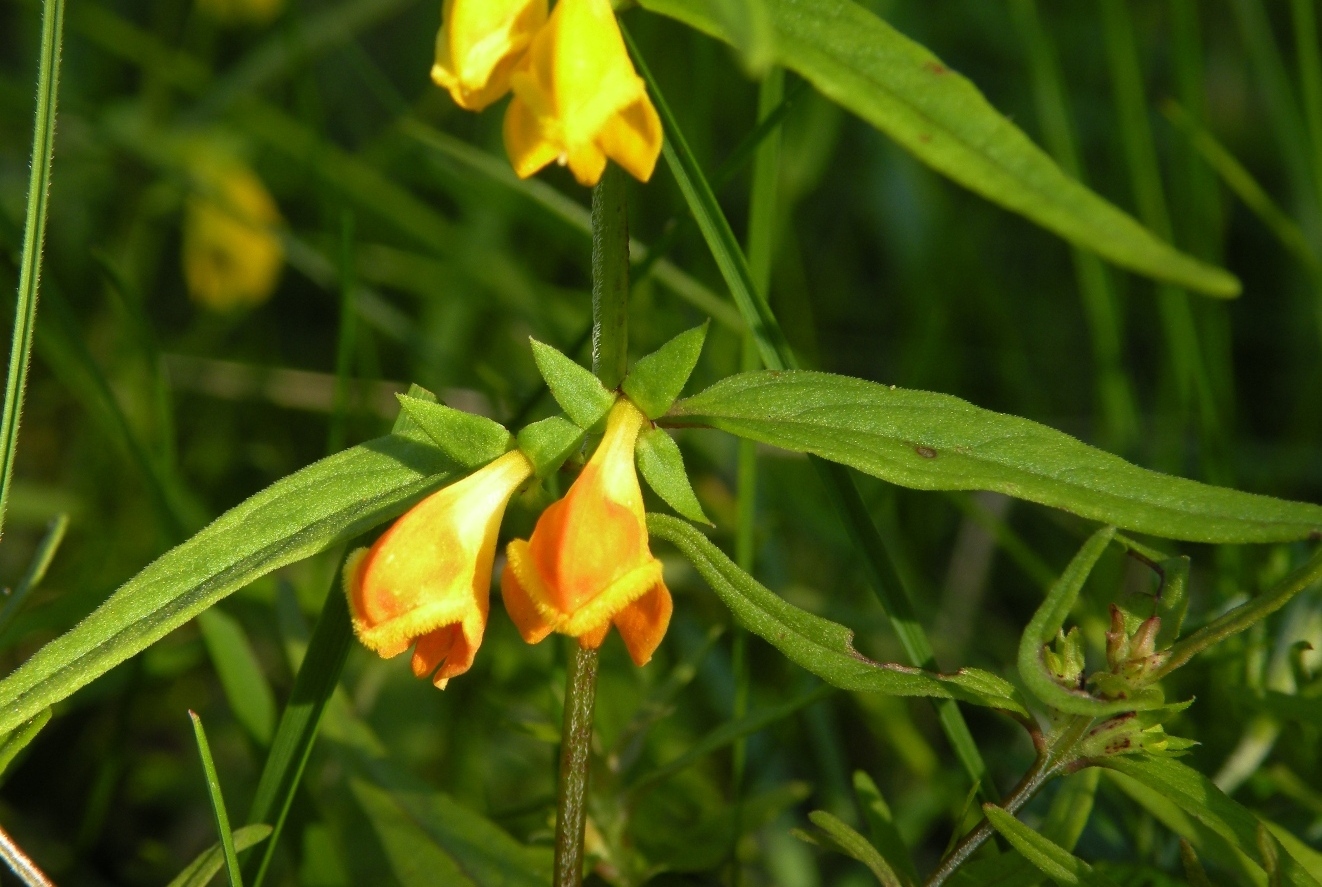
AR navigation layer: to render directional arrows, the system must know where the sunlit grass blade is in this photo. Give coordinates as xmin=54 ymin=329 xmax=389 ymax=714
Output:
xmin=629 ymin=26 xmax=998 ymax=799
xmin=245 ymin=567 xmax=355 ymax=887
xmin=0 ymin=0 xmax=66 ymax=543
xmin=0 ymin=513 xmax=68 ymax=642
xmin=1011 ymin=0 xmax=1138 ymax=451
xmin=168 ymin=825 xmax=272 ymax=887
xmin=189 ymin=710 xmax=244 ymax=887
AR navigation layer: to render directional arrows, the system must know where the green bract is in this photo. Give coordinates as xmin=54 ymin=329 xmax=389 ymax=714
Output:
xmin=397 ymin=395 xmax=513 ymax=468
xmin=516 ymin=415 xmax=587 ymax=478
xmin=635 ymin=427 xmax=710 ymax=524
xmin=530 ymin=338 xmax=617 ymax=430
xmin=622 ymin=322 xmax=709 ymax=420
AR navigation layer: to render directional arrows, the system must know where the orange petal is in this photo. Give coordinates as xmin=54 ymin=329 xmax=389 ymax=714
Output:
xmin=613 ymin=581 xmax=672 ymax=666
xmin=597 ymin=95 xmax=662 ymax=183
xmin=577 ymin=621 xmax=611 ymax=650
xmin=501 ymin=555 xmax=555 ymax=644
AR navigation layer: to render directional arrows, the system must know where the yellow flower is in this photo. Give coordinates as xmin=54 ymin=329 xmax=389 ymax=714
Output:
xmin=502 ymin=0 xmax=663 ymax=186
xmin=346 ymin=450 xmax=533 ymax=688
xmin=431 ymin=0 xmax=548 ymax=111
xmin=502 ymin=399 xmax=673 ymax=665
xmin=182 ymin=157 xmax=283 ymax=312
xmin=196 ymin=0 xmax=285 ymax=26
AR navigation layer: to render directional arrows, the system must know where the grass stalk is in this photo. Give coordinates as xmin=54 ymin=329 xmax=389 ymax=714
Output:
xmin=190 ymin=711 xmax=244 ymax=887
xmin=0 ymin=0 xmax=66 ymax=542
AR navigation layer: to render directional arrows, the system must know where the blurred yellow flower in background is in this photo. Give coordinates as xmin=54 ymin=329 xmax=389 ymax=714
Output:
xmin=181 ymin=155 xmax=283 ymax=312
xmin=431 ymin=0 xmax=548 ymax=111
xmin=196 ymin=0 xmax=285 ymax=26
xmin=503 ymin=0 xmax=662 ymax=186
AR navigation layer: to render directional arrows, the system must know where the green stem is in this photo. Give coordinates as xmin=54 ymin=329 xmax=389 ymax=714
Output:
xmin=552 ymin=161 xmax=630 ymax=887
xmin=923 ymin=715 xmax=1094 ymax=887
xmin=553 ymin=642 xmax=601 ymax=887
xmin=0 ymin=0 xmax=65 ymax=542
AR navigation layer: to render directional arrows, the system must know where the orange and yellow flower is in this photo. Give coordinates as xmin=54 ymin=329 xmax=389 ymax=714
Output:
xmin=502 ymin=398 xmax=672 ymax=665
xmin=346 ymin=450 xmax=533 ymax=688
xmin=502 ymin=0 xmax=663 ymax=186
xmin=431 ymin=0 xmax=548 ymax=111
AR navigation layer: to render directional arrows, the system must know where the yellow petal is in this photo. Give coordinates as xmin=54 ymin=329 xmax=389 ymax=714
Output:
xmin=431 ymin=0 xmax=547 ymax=111
xmin=503 ymin=95 xmax=561 ymax=180
xmin=597 ymin=94 xmax=663 ymax=184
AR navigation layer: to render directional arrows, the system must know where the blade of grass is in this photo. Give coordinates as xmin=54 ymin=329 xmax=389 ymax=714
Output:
xmin=0 ymin=513 xmax=68 ymax=643
xmin=626 ymin=24 xmax=997 ymax=801
xmin=1294 ymin=0 xmax=1322 ymax=212
xmin=731 ymin=66 xmax=785 ymax=887
xmin=0 ymin=0 xmax=65 ymax=542
xmin=1012 ymin=0 xmax=1138 ymax=452
xmin=1101 ymin=1 xmax=1222 ymax=461
xmin=190 ymin=711 xmax=244 ymax=887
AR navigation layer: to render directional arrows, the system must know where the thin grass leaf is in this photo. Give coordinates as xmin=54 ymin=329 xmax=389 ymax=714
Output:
xmin=327 ymin=210 xmax=358 ymax=456
xmin=800 ymin=809 xmax=903 ymax=887
xmin=0 ymin=513 xmax=67 ymax=642
xmin=245 ymin=563 xmax=355 ymax=887
xmin=167 ymin=825 xmax=272 ymax=887
xmin=1163 ymin=101 xmax=1321 ymax=273
xmin=637 ymin=0 xmax=1240 ymax=297
xmin=189 ymin=711 xmax=243 ymax=887
xmin=197 ymin=609 xmax=278 ymax=747
xmin=1293 ymin=0 xmax=1322 ymax=211
xmin=0 ymin=0 xmax=65 ymax=542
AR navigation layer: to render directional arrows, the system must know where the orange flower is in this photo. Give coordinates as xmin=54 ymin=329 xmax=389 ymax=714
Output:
xmin=502 ymin=0 xmax=663 ymax=186
xmin=346 ymin=450 xmax=533 ymax=687
xmin=431 ymin=0 xmax=548 ymax=111
xmin=502 ymin=399 xmax=672 ymax=665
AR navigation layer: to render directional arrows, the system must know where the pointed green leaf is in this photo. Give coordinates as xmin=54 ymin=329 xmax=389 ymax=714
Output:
xmin=167 ymin=825 xmax=272 ymax=887
xmin=530 ymin=338 xmax=616 ymax=429
xmin=1105 ymin=757 xmax=1322 ymax=887
xmin=623 ymin=322 xmax=710 ymax=419
xmin=800 ymin=810 xmax=903 ymax=887
xmin=983 ymin=806 xmax=1121 ymax=887
xmin=648 ymin=514 xmax=1029 ymax=716
xmin=668 ymin=371 xmax=1322 ymax=543
xmin=198 ymin=608 xmax=278 ymax=746
xmin=397 ymin=395 xmax=512 ymax=469
xmin=637 ymin=428 xmax=710 ymax=524
xmin=190 ymin=711 xmax=244 ymax=887
xmin=0 ymin=429 xmax=457 ymax=736
xmin=854 ymin=772 xmax=918 ymax=887
xmin=516 ymin=416 xmax=586 ymax=478
xmin=638 ymin=0 xmax=1239 ymax=298
xmin=0 ymin=708 xmax=50 ymax=778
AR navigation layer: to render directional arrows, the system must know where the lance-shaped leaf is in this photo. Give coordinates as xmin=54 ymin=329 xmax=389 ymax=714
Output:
xmin=397 ymin=396 xmax=512 ymax=469
xmin=648 ymin=514 xmax=1029 ymax=717
xmin=0 ymin=430 xmax=457 ymax=736
xmin=794 ymin=810 xmax=903 ymax=887
xmin=983 ymin=806 xmax=1121 ymax=887
xmin=530 ymin=338 xmax=616 ymax=429
xmin=1105 ymin=756 xmax=1322 ymax=887
xmin=636 ymin=428 xmax=711 ymax=524
xmin=667 ymin=371 xmax=1322 ymax=544
xmin=623 ymin=322 xmax=709 ymax=419
xmin=637 ymin=0 xmax=1239 ymax=298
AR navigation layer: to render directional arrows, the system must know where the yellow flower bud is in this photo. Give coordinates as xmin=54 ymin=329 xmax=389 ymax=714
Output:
xmin=346 ymin=450 xmax=534 ymax=688
xmin=502 ymin=399 xmax=672 ymax=665
xmin=182 ymin=157 xmax=283 ymax=312
xmin=502 ymin=0 xmax=663 ymax=186
xmin=431 ymin=0 xmax=548 ymax=111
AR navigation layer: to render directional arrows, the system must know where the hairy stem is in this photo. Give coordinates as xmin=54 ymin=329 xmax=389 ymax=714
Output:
xmin=553 ymin=161 xmax=630 ymax=887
